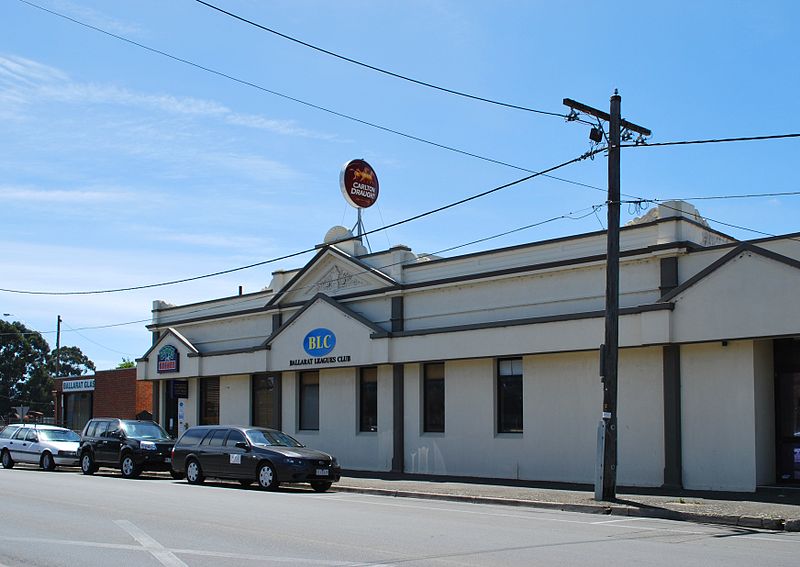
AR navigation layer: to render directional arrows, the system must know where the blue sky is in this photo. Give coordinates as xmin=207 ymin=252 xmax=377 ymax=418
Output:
xmin=1 ymin=0 xmax=798 ymax=370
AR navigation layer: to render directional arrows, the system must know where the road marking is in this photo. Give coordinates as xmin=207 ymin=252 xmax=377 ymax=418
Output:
xmin=114 ymin=520 xmax=188 ymax=567
xmin=0 ymin=534 xmax=378 ymax=565
xmin=590 ymin=518 xmax=641 ymax=525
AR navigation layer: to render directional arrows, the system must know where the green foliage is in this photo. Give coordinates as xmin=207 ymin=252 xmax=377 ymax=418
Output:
xmin=49 ymin=346 xmax=96 ymax=377
xmin=0 ymin=320 xmax=95 ymax=419
xmin=117 ymin=358 xmax=135 ymax=369
xmin=0 ymin=320 xmax=50 ymax=417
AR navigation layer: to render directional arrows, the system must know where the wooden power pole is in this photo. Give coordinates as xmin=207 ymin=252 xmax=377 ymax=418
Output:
xmin=563 ymin=91 xmax=651 ymax=501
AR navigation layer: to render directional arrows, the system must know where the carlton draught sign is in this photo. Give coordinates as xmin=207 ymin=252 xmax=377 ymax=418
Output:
xmin=340 ymin=159 xmax=379 ymax=209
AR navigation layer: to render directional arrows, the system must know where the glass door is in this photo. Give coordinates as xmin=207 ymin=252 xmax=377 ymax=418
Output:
xmin=776 ymin=372 xmax=800 ymax=482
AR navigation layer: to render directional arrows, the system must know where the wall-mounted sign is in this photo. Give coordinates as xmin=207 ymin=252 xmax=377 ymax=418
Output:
xmin=303 ymin=328 xmax=336 ymax=357
xmin=63 ymin=379 xmax=95 ymax=392
xmin=340 ymin=159 xmax=379 ymax=209
xmin=171 ymin=380 xmax=189 ymax=398
xmin=290 ymin=328 xmax=351 ymax=367
xmin=157 ymin=345 xmax=179 ymax=373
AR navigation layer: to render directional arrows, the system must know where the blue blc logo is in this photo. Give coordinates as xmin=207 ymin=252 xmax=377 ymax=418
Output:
xmin=303 ymin=328 xmax=336 ymax=357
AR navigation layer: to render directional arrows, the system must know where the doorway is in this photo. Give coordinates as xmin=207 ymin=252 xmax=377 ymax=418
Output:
xmin=774 ymin=339 xmax=800 ymax=483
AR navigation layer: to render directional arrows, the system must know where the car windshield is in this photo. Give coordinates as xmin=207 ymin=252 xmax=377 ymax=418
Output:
xmin=121 ymin=421 xmax=169 ymax=439
xmin=38 ymin=429 xmax=80 ymax=442
xmin=246 ymin=429 xmax=303 ymax=448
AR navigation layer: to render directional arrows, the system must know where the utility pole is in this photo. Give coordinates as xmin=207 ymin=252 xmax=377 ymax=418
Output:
xmin=563 ymin=91 xmax=651 ymax=501
xmin=55 ymin=315 xmax=62 ymax=378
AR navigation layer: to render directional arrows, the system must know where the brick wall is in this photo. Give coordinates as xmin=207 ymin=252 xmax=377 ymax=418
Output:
xmin=55 ymin=368 xmax=153 ymax=422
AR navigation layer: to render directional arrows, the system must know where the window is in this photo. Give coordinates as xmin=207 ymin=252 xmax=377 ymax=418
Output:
xmin=177 ymin=428 xmax=208 ymax=447
xmin=497 ymin=358 xmax=523 ymax=433
xmin=200 ymin=377 xmax=220 ymax=425
xmin=208 ymin=429 xmax=227 ymax=447
xmin=253 ymin=374 xmax=280 ymax=429
xmin=225 ymin=429 xmax=247 ymax=447
xmin=299 ymin=371 xmax=319 ymax=431
xmin=359 ymin=367 xmax=378 ymax=432
xmin=94 ymin=421 xmax=111 ymax=438
xmin=25 ymin=429 xmax=38 ymax=442
xmin=423 ymin=363 xmax=445 ymax=433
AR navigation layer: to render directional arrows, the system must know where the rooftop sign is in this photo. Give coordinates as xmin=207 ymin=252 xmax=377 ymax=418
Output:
xmin=340 ymin=159 xmax=379 ymax=209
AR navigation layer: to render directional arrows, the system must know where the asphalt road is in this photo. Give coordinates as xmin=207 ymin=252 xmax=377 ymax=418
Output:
xmin=0 ymin=465 xmax=798 ymax=566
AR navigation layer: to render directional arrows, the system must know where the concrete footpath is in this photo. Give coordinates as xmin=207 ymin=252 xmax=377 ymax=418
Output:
xmin=334 ymin=473 xmax=800 ymax=532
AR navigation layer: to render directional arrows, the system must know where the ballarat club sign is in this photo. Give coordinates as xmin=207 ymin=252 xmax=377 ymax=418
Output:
xmin=340 ymin=159 xmax=379 ymax=209
xmin=157 ymin=345 xmax=179 ymax=373
xmin=290 ymin=328 xmax=351 ymax=367
xmin=63 ymin=379 xmax=95 ymax=392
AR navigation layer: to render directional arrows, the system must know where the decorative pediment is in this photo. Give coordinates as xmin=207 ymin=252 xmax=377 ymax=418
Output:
xmin=664 ymin=244 xmax=800 ymax=343
xmin=268 ymin=246 xmax=397 ymax=306
xmin=312 ymin=264 xmax=367 ymax=294
xmin=263 ymin=293 xmax=389 ymax=372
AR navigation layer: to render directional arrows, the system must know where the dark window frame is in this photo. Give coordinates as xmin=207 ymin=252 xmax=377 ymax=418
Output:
xmin=252 ymin=374 xmax=281 ymax=429
xmin=199 ymin=377 xmax=220 ymax=426
xmin=299 ymin=371 xmax=320 ymax=431
xmin=423 ymin=363 xmax=445 ymax=433
xmin=359 ymin=367 xmax=378 ymax=432
xmin=497 ymin=358 xmax=523 ymax=434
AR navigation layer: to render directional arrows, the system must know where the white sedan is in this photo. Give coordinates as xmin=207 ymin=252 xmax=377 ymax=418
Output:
xmin=0 ymin=424 xmax=80 ymax=470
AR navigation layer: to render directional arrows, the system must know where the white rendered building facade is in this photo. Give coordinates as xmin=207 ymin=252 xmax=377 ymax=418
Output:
xmin=137 ymin=202 xmax=800 ymax=492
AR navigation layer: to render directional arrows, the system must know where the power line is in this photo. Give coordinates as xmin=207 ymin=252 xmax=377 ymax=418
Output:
xmin=0 ymin=148 xmax=603 ymax=296
xmin=63 ymin=323 xmax=136 ymax=357
xmin=622 ymin=133 xmax=800 ymax=148
xmin=17 ymin=0 xmax=601 ymax=195
xmin=0 ymin=203 xmax=607 ymax=334
xmin=647 ymin=190 xmax=800 ymax=202
xmin=193 ymin=0 xmax=567 ymax=118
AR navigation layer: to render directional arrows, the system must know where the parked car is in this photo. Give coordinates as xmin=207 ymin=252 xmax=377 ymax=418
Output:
xmin=0 ymin=424 xmax=80 ymax=470
xmin=171 ymin=426 xmax=341 ymax=491
xmin=78 ymin=418 xmax=175 ymax=479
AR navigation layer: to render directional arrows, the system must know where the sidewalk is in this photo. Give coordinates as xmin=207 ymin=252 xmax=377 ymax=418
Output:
xmin=334 ymin=472 xmax=800 ymax=532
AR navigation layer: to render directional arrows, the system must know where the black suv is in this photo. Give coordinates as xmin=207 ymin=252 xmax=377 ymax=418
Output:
xmin=171 ymin=425 xmax=341 ymax=491
xmin=78 ymin=418 xmax=176 ymax=479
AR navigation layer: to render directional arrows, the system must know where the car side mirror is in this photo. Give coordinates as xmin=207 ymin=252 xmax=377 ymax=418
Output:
xmin=235 ymin=441 xmax=250 ymax=451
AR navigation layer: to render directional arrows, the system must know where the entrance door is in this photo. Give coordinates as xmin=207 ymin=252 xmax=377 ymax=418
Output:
xmin=777 ymin=372 xmax=800 ymax=482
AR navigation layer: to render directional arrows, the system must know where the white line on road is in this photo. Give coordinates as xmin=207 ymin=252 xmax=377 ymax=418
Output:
xmin=114 ymin=520 xmax=188 ymax=567
xmin=0 ymin=534 xmax=377 ymax=566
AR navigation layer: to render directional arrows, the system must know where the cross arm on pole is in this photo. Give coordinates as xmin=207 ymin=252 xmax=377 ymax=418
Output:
xmin=563 ymin=98 xmax=652 ymax=137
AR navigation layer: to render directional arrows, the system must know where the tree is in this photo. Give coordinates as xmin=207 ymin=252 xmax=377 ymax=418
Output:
xmin=49 ymin=346 xmax=96 ymax=377
xmin=0 ymin=320 xmax=95 ymax=419
xmin=117 ymin=358 xmax=135 ymax=369
xmin=0 ymin=320 xmax=50 ymax=418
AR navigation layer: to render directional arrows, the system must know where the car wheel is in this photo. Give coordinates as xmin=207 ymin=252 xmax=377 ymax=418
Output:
xmin=238 ymin=479 xmax=253 ymax=487
xmin=120 ymin=454 xmax=141 ymax=479
xmin=311 ymin=481 xmax=332 ymax=493
xmin=185 ymin=459 xmax=204 ymax=485
xmin=1 ymin=449 xmax=14 ymax=469
xmin=41 ymin=452 xmax=56 ymax=471
xmin=257 ymin=462 xmax=278 ymax=491
xmin=80 ymin=452 xmax=96 ymax=475
xmin=169 ymin=470 xmax=185 ymax=480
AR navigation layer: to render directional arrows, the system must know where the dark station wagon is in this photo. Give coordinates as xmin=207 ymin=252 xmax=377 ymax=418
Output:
xmin=171 ymin=425 xmax=341 ymax=491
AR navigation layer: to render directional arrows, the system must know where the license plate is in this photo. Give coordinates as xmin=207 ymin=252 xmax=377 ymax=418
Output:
xmin=315 ymin=468 xmax=329 ymax=476
xmin=164 ymin=457 xmax=171 ymax=463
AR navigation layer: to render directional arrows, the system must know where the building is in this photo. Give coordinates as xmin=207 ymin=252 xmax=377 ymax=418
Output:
xmin=54 ymin=368 xmax=153 ymax=431
xmin=136 ymin=201 xmax=800 ymax=491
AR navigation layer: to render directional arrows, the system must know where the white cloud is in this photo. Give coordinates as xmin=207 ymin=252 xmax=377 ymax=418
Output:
xmin=0 ymin=185 xmax=140 ymax=204
xmin=51 ymin=0 xmax=144 ymax=36
xmin=0 ymin=53 xmax=336 ymax=139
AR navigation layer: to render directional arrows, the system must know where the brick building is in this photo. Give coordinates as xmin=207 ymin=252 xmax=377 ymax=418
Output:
xmin=54 ymin=368 xmax=153 ymax=431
